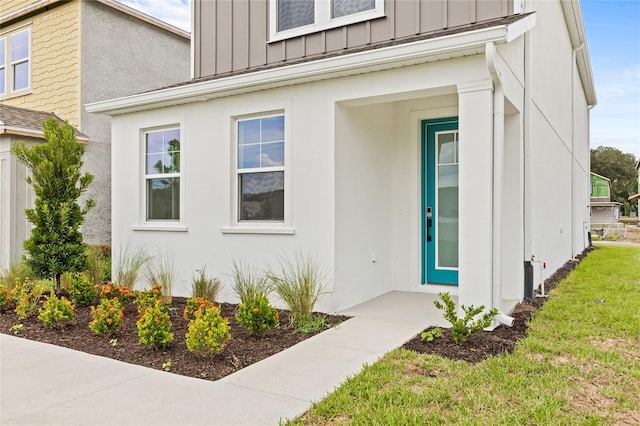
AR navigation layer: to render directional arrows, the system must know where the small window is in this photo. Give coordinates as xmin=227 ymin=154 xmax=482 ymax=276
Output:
xmin=332 ymin=0 xmax=375 ymax=18
xmin=0 ymin=38 xmax=5 ymax=95
xmin=10 ymin=29 xmax=29 ymax=91
xmin=278 ymin=0 xmax=314 ymax=31
xmin=270 ymin=0 xmax=384 ymax=42
xmin=145 ymin=128 xmax=181 ymax=221
xmin=236 ymin=115 xmax=285 ymax=221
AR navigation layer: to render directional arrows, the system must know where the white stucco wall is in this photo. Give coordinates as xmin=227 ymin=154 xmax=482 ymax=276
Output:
xmin=110 ymin=55 xmax=494 ymax=312
xmin=107 ymin=0 xmax=594 ymax=313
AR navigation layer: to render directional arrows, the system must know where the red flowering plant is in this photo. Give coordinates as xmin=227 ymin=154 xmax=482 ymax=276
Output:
xmin=235 ymin=294 xmax=280 ymax=334
xmin=183 ymin=296 xmax=215 ymax=322
xmin=38 ymin=294 xmax=75 ymax=328
xmin=89 ymin=298 xmax=124 ymax=335
xmin=134 ymin=284 xmax=162 ymax=314
xmin=99 ymin=282 xmax=134 ymax=305
xmin=67 ymin=272 xmax=99 ymax=307
xmin=0 ymin=286 xmax=14 ymax=312
xmin=185 ymin=304 xmax=231 ymax=356
xmin=137 ymin=300 xmax=173 ymax=347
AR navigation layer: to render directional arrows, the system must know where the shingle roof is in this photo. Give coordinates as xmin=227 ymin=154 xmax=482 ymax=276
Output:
xmin=0 ymin=104 xmax=88 ymax=140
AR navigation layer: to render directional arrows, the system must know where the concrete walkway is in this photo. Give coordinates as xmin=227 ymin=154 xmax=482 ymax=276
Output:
xmin=1 ymin=291 xmax=447 ymax=426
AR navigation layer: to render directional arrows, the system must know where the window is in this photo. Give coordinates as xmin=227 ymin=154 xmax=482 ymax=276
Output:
xmin=0 ymin=39 xmax=5 ymax=95
xmin=145 ymin=128 xmax=181 ymax=221
xmin=0 ymin=28 xmax=30 ymax=96
xmin=11 ymin=30 xmax=29 ymax=91
xmin=236 ymin=115 xmax=285 ymax=222
xmin=270 ymin=0 xmax=384 ymax=42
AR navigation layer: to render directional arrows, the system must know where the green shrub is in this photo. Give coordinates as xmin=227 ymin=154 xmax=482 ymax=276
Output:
xmin=67 ymin=272 xmax=99 ymax=307
xmin=191 ymin=267 xmax=222 ymax=301
xmin=89 ymin=298 xmax=124 ymax=335
xmin=185 ymin=305 xmax=231 ymax=356
xmin=235 ymin=294 xmax=280 ymax=334
xmin=137 ymin=300 xmax=173 ymax=347
xmin=183 ymin=296 xmax=215 ymax=322
xmin=268 ymin=251 xmax=328 ymax=329
xmin=14 ymin=278 xmax=53 ymax=319
xmin=434 ymin=292 xmax=497 ymax=344
xmin=0 ymin=286 xmax=14 ymax=312
xmin=99 ymin=282 xmax=134 ymax=305
xmin=38 ymin=294 xmax=75 ymax=328
xmin=230 ymin=259 xmax=279 ymax=333
xmin=86 ymin=245 xmax=111 ymax=285
xmin=134 ymin=284 xmax=162 ymax=314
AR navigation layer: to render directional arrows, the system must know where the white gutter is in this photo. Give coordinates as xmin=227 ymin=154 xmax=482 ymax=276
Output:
xmin=571 ymin=43 xmax=585 ymax=258
xmin=560 ymin=0 xmax=597 ymax=107
xmin=486 ymin=41 xmax=514 ymax=329
xmin=86 ymin=13 xmax=536 ymax=115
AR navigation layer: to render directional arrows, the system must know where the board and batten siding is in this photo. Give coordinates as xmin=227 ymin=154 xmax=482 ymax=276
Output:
xmin=193 ymin=0 xmax=513 ymax=79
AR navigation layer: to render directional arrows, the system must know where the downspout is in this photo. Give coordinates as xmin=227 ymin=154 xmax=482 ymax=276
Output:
xmin=486 ymin=42 xmax=515 ymax=328
xmin=571 ymin=43 xmax=585 ymax=258
xmin=523 ymin=5 xmax=533 ymax=263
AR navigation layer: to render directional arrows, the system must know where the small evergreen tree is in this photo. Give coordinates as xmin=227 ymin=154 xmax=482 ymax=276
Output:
xmin=11 ymin=118 xmax=95 ymax=289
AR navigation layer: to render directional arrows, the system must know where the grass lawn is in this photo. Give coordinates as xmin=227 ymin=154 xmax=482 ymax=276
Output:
xmin=290 ymin=246 xmax=640 ymax=425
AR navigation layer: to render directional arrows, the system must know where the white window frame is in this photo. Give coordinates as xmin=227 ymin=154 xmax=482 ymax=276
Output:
xmin=222 ymin=106 xmax=293 ymax=235
xmin=0 ymin=27 xmax=31 ymax=98
xmin=133 ymin=123 xmax=187 ymax=232
xmin=269 ymin=0 xmax=385 ymax=43
xmin=0 ymin=38 xmax=6 ymax=95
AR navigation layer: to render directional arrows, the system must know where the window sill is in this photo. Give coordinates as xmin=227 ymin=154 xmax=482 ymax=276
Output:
xmin=132 ymin=224 xmax=188 ymax=232
xmin=0 ymin=89 xmax=33 ymax=101
xmin=220 ymin=226 xmax=295 ymax=235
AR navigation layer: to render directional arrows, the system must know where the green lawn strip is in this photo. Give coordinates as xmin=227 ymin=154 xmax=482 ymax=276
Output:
xmin=290 ymin=246 xmax=640 ymax=425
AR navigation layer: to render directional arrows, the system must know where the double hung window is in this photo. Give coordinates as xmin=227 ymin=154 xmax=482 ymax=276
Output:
xmin=0 ymin=28 xmax=30 ymax=96
xmin=145 ymin=128 xmax=181 ymax=221
xmin=236 ymin=115 xmax=285 ymax=222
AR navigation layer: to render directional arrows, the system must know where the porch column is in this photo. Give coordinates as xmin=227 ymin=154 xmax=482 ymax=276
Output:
xmin=457 ymin=80 xmax=494 ymax=310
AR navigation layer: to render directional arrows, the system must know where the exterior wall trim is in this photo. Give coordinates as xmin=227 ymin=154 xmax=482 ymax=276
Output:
xmin=87 ymin=13 xmax=536 ymax=116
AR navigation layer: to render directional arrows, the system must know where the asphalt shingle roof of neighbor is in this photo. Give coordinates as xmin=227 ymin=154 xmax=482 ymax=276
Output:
xmin=0 ymin=104 xmax=88 ymax=140
xmin=143 ymin=13 xmax=533 ymax=95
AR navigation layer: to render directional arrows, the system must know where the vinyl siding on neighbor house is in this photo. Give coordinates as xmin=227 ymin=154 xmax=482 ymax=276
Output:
xmin=1 ymin=1 xmax=82 ymax=127
xmin=193 ymin=0 xmax=514 ymax=78
xmin=1 ymin=0 xmax=30 ymax=16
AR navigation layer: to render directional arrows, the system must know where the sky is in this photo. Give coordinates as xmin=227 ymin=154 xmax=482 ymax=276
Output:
xmin=117 ymin=0 xmax=640 ymax=158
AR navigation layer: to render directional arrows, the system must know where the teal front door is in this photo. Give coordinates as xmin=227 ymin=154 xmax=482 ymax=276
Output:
xmin=422 ymin=117 xmax=459 ymax=285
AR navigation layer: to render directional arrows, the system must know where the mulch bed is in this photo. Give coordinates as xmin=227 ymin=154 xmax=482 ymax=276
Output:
xmin=402 ymin=246 xmax=596 ymax=362
xmin=0 ymin=246 xmax=595 ymax=379
xmin=0 ymin=299 xmax=349 ymax=381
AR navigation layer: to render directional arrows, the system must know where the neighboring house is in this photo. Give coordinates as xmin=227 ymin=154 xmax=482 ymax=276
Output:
xmin=590 ymin=172 xmax=621 ymax=224
xmin=88 ymin=0 xmax=597 ymax=318
xmin=628 ymin=160 xmax=640 ymax=223
xmin=0 ymin=0 xmax=190 ymax=270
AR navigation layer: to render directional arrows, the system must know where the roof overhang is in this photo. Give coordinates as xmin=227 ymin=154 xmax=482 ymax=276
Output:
xmin=560 ymin=0 xmax=597 ymax=107
xmin=0 ymin=0 xmax=189 ymax=40
xmin=629 ymin=194 xmax=640 ymax=202
xmin=86 ymin=13 xmax=536 ymax=116
xmin=0 ymin=125 xmax=90 ymax=143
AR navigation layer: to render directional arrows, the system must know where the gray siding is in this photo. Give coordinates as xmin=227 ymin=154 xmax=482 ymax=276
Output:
xmin=80 ymin=0 xmax=190 ymax=244
xmin=194 ymin=0 xmax=513 ymax=78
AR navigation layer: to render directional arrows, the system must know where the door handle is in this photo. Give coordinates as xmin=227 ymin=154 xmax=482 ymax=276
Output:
xmin=426 ymin=218 xmax=433 ymax=242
